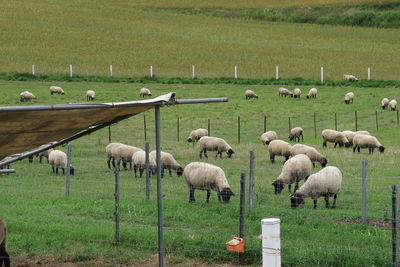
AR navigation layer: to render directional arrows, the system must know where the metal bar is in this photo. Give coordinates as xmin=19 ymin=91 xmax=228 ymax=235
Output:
xmin=208 ymin=118 xmax=211 ymax=136
xmin=155 ymin=106 xmax=164 ymax=267
xmin=115 ymin=165 xmax=120 ymax=244
xmin=239 ymin=173 xmax=246 ymax=264
xmin=108 ymin=125 xmax=111 ymax=143
xmin=0 ymin=169 xmax=15 ymax=174
xmin=393 ymin=184 xmax=398 ymax=267
xmin=248 ymin=151 xmax=254 ymax=213
xmin=144 ymin=115 xmax=147 ymax=141
xmin=175 ymin=98 xmax=228 ymax=105
xmin=361 ymin=159 xmax=367 ymax=225
xmin=145 ymin=142 xmax=150 ymax=200
xmin=65 ymin=144 xmax=72 ymax=198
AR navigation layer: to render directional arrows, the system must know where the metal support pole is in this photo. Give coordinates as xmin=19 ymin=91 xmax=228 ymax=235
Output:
xmin=114 ymin=165 xmax=120 ymax=244
xmin=334 ymin=113 xmax=337 ymax=131
xmin=234 ymin=66 xmax=238 ymax=79
xmin=361 ymin=159 xmax=367 ymax=225
xmin=145 ymin=142 xmax=150 ymax=200
xmin=263 ymin=116 xmax=267 ymax=133
xmin=238 ymin=116 xmax=240 ymax=144
xmin=144 ymin=115 xmax=147 ymax=141
xmin=239 ymin=173 xmax=246 ymax=264
xmin=376 ymin=111 xmax=379 ymax=131
xmin=314 ymin=112 xmax=316 ymax=138
xmin=177 ymin=116 xmax=180 ymax=142
xmin=155 ymin=106 xmax=164 ymax=267
xmin=108 ymin=125 xmax=111 ymax=143
xmin=248 ymin=152 xmax=254 ymax=213
xmin=65 ymin=144 xmax=72 ymax=198
xmin=355 ymin=111 xmax=358 ymax=131
xmin=208 ymin=118 xmax=211 ymax=136
xmin=393 ymin=184 xmax=398 ymax=267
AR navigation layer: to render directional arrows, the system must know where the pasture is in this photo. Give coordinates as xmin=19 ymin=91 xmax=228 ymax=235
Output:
xmin=1 ymin=80 xmax=399 ymax=265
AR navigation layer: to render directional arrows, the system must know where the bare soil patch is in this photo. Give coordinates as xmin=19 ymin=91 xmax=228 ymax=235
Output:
xmin=335 ymin=218 xmax=392 ymax=230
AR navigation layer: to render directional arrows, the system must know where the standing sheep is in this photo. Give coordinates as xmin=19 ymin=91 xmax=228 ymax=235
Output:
xmin=344 ymin=74 xmax=358 ymax=82
xmin=132 ymin=150 xmax=156 ymax=177
xmin=187 ymin=128 xmax=208 ymax=143
xmin=198 ymin=136 xmax=234 ymax=159
xmin=260 ymin=131 xmax=278 ymax=145
xmin=344 ymin=92 xmax=354 ymax=104
xmin=150 ymin=150 xmax=184 ymax=177
xmin=245 ymin=89 xmax=258 ymax=99
xmin=289 ymin=127 xmax=304 ymax=142
xmin=105 ymin=142 xmax=123 ymax=169
xmin=113 ymin=144 xmax=144 ymax=170
xmin=381 ymin=98 xmax=389 ymax=109
xmin=0 ymin=220 xmax=10 ymax=267
xmin=353 ymin=134 xmax=384 ymax=154
xmin=293 ymin=88 xmax=301 ymax=98
xmin=268 ymin=140 xmax=292 ymax=163
xmin=86 ymin=90 xmax=96 ymax=101
xmin=322 ymin=129 xmax=351 ymax=148
xmin=49 ymin=86 xmax=65 ymax=95
xmin=342 ymin=130 xmax=370 ymax=146
xmin=183 ymin=162 xmax=235 ymax=203
xmin=20 ymin=91 xmax=36 ymax=102
xmin=140 ymin=88 xmax=152 ymax=97
xmin=290 ymin=144 xmax=327 ymax=167
xmin=278 ymin=87 xmax=293 ymax=97
xmin=48 ymin=150 xmax=74 ymax=175
xmin=306 ymin=88 xmax=318 ymax=99
xmin=272 ymin=154 xmax=312 ymax=195
xmin=389 ymin=99 xmax=397 ymax=111
xmin=290 ymin=166 xmax=342 ymax=209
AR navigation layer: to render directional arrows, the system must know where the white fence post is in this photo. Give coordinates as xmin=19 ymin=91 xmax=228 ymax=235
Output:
xmin=69 ymin=64 xmax=73 ymax=78
xmin=275 ymin=66 xmax=279 ymax=80
xmin=32 ymin=64 xmax=35 ymax=75
xmin=368 ymin=67 xmax=371 ymax=80
xmin=262 ymin=218 xmax=281 ymax=267
xmin=110 ymin=65 xmax=113 ymax=77
xmin=150 ymin=65 xmax=153 ymax=78
xmin=192 ymin=65 xmax=196 ymax=79
xmin=234 ymin=66 xmax=238 ymax=79
xmin=320 ymin=66 xmax=324 ymax=83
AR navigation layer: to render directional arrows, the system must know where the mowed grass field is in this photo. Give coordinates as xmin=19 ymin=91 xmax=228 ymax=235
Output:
xmin=1 ymin=0 xmax=400 ymax=80
xmin=0 ymin=80 xmax=399 ymax=265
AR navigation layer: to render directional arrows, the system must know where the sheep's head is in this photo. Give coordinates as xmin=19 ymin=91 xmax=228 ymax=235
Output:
xmin=379 ymin=146 xmax=385 ymax=153
xmin=306 ymin=95 xmax=309 ymax=99
xmin=220 ymin=188 xmax=235 ymax=203
xmin=290 ymin=194 xmax=305 ymax=209
xmin=187 ymin=137 xmax=193 ymax=143
xmin=272 ymin=180 xmax=284 ymax=195
xmin=288 ymin=134 xmax=294 ymax=141
xmin=264 ymin=140 xmax=269 ymax=145
xmin=176 ymin=167 xmax=184 ymax=176
xmin=321 ymin=158 xmax=328 ymax=167
xmin=344 ymin=142 xmax=351 ymax=148
xmin=70 ymin=166 xmax=75 ymax=176
xmin=227 ymin=149 xmax=235 ymax=158
xmin=382 ymin=105 xmax=386 ymax=110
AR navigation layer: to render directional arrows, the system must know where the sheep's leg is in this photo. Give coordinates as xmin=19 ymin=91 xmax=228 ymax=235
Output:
xmin=288 ymin=184 xmax=291 ymax=193
xmin=206 ymin=190 xmax=211 ymax=203
xmin=332 ymin=194 xmax=337 ymax=209
xmin=122 ymin=160 xmax=127 ymax=170
xmin=112 ymin=158 xmax=116 ymax=168
xmin=161 ymin=169 xmax=164 ymax=178
xmin=312 ymin=162 xmax=316 ymax=167
xmin=313 ymin=199 xmax=317 ymax=209
xmin=334 ymin=142 xmax=338 ymax=148
xmin=133 ymin=165 xmax=137 ymax=177
xmin=107 ymin=157 xmax=111 ymax=169
xmin=0 ymin=248 xmax=10 ymax=267
xmin=357 ymin=147 xmax=360 ymax=153
xmin=139 ymin=168 xmax=144 ymax=178
xmin=199 ymin=150 xmax=203 ymax=158
xmin=270 ymin=154 xmax=275 ymax=163
xmin=324 ymin=195 xmax=330 ymax=208
xmin=52 ymin=166 xmax=55 ymax=173
xmin=322 ymin=141 xmax=327 ymax=147
xmin=204 ymin=150 xmax=208 ymax=159
xmin=294 ymin=182 xmax=299 ymax=192
xmin=39 ymin=156 xmax=43 ymax=163
xmin=189 ymin=188 xmax=195 ymax=202
xmin=169 ymin=169 xmax=172 ymax=177
xmin=62 ymin=168 xmax=65 ymax=175
xmin=55 ymin=168 xmax=59 ymax=174
xmin=284 ymin=156 xmax=289 ymax=162
xmin=353 ymin=146 xmax=357 ymax=153
xmin=217 ymin=192 xmax=221 ymax=202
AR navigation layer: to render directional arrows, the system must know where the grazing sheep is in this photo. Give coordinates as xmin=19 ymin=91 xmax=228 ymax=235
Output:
xmin=389 ymin=99 xmax=397 ymax=111
xmin=290 ymin=144 xmax=327 ymax=167
xmin=278 ymin=87 xmax=293 ymax=97
xmin=260 ymin=131 xmax=278 ymax=145
xmin=342 ymin=130 xmax=370 ymax=146
xmin=48 ymin=150 xmax=74 ymax=175
xmin=187 ymin=128 xmax=208 ymax=143
xmin=105 ymin=143 xmax=123 ymax=169
xmin=353 ymin=134 xmax=384 ymax=154
xmin=268 ymin=140 xmax=292 ymax=163
xmin=344 ymin=92 xmax=354 ymax=104
xmin=183 ymin=162 xmax=235 ymax=203
xmin=322 ymin=129 xmax=351 ymax=148
xmin=272 ymin=154 xmax=312 ymax=195
xmin=150 ymin=150 xmax=184 ymax=177
xmin=140 ymin=88 xmax=152 ymax=97
xmin=29 ymin=144 xmax=54 ymax=164
xmin=20 ymin=91 xmax=36 ymax=102
xmin=293 ymin=88 xmax=301 ymax=98
xmin=245 ymin=89 xmax=258 ymax=99
xmin=86 ymin=90 xmax=96 ymax=101
xmin=381 ymin=98 xmax=389 ymax=109
xmin=0 ymin=220 xmax=10 ymax=267
xmin=132 ymin=150 xmax=156 ymax=177
xmin=306 ymin=88 xmax=318 ymax=99
xmin=344 ymin=74 xmax=358 ymax=82
xmin=49 ymin=86 xmax=65 ymax=95
xmin=113 ymin=144 xmax=144 ymax=170
xmin=289 ymin=127 xmax=304 ymax=142
xmin=290 ymin=166 xmax=342 ymax=209
xmin=198 ymin=136 xmax=234 ymax=159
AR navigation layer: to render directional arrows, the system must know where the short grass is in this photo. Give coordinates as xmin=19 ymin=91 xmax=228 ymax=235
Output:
xmin=1 ymin=80 xmax=400 ymax=265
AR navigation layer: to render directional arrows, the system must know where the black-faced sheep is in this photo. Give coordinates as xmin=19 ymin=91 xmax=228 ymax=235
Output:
xmin=353 ymin=134 xmax=384 ymax=154
xmin=0 ymin=220 xmax=10 ymax=267
xmin=389 ymin=99 xmax=397 ymax=111
xmin=344 ymin=74 xmax=358 ymax=82
xmin=140 ymin=88 xmax=152 ymax=97
xmin=50 ymin=86 xmax=65 ymax=95
xmin=289 ymin=127 xmax=304 ymax=142
xmin=322 ymin=129 xmax=351 ymax=148
xmin=86 ymin=90 xmax=96 ymax=101
xmin=290 ymin=166 xmax=342 ymax=209
xmin=245 ymin=89 xmax=258 ymax=99
xmin=150 ymin=150 xmax=184 ymax=177
xmin=183 ymin=162 xmax=235 ymax=203
xmin=132 ymin=150 xmax=156 ymax=177
xmin=381 ymin=98 xmax=389 ymax=109
xmin=268 ymin=140 xmax=292 ymax=163
xmin=344 ymin=92 xmax=354 ymax=104
xmin=260 ymin=131 xmax=278 ymax=145
xmin=20 ymin=91 xmax=36 ymax=102
xmin=113 ymin=144 xmax=144 ymax=170
xmin=306 ymin=88 xmax=317 ymax=99
xmin=187 ymin=128 xmax=208 ymax=143
xmin=278 ymin=87 xmax=293 ymax=97
xmin=105 ymin=143 xmax=123 ymax=169
xmin=198 ymin=136 xmax=234 ymax=159
xmin=342 ymin=130 xmax=370 ymax=146
xmin=290 ymin=144 xmax=327 ymax=167
xmin=293 ymin=88 xmax=301 ymax=98
xmin=48 ymin=150 xmax=74 ymax=175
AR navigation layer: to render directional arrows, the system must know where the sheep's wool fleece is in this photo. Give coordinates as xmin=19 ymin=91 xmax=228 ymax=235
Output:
xmin=150 ymin=151 xmax=180 ymax=168
xmin=353 ymin=134 xmax=381 ymax=148
xmin=297 ymin=166 xmax=342 ymax=199
xmin=132 ymin=151 xmax=156 ymax=167
xmin=261 ymin=131 xmax=277 ymax=142
xmin=184 ymin=162 xmax=230 ymax=191
xmin=278 ymin=154 xmax=312 ymax=183
xmin=290 ymin=144 xmax=324 ymax=162
xmin=268 ymin=140 xmax=292 ymax=157
xmin=345 ymin=92 xmax=354 ymax=100
xmin=189 ymin=128 xmax=208 ymax=140
xmin=49 ymin=150 xmax=67 ymax=168
xmin=199 ymin=136 xmax=231 ymax=151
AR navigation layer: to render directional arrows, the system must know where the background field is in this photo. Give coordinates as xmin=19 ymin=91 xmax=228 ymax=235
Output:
xmin=0 ymin=81 xmax=399 ymax=266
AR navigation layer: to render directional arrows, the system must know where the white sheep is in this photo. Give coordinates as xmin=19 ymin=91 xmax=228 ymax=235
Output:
xmin=86 ymin=90 xmax=96 ymax=101
xmin=105 ymin=143 xmax=123 ymax=169
xmin=198 ymin=136 xmax=234 ymax=159
xmin=245 ymin=89 xmax=258 ymax=99
xmin=293 ymin=88 xmax=301 ymax=98
xmin=344 ymin=92 xmax=354 ymax=104
xmin=342 ymin=130 xmax=370 ymax=146
xmin=132 ymin=150 xmax=156 ymax=177
xmin=260 ymin=131 xmax=278 ymax=145
xmin=183 ymin=162 xmax=235 ymax=203
xmin=389 ymin=99 xmax=397 ymax=111
xmin=353 ymin=134 xmax=385 ymax=154
xmin=0 ymin=220 xmax=10 ymax=267
xmin=344 ymin=74 xmax=358 ymax=82
xmin=187 ymin=128 xmax=208 ymax=143
xmin=272 ymin=154 xmax=312 ymax=195
xmin=278 ymin=87 xmax=293 ymax=97
xmin=268 ymin=139 xmax=292 ymax=163
xmin=381 ymin=98 xmax=389 ymax=109
xmin=140 ymin=88 xmax=152 ymax=97
xmin=29 ymin=144 xmax=54 ymax=163
xmin=322 ymin=129 xmax=351 ymax=148
xmin=19 ymin=91 xmax=36 ymax=102
xmin=290 ymin=166 xmax=342 ymax=209
xmin=290 ymin=144 xmax=327 ymax=167
xmin=306 ymin=88 xmax=317 ymax=99
xmin=48 ymin=150 xmax=74 ymax=175
xmin=113 ymin=144 xmax=144 ymax=170
xmin=289 ymin=127 xmax=304 ymax=142
xmin=49 ymin=86 xmax=65 ymax=95
xmin=150 ymin=150 xmax=184 ymax=177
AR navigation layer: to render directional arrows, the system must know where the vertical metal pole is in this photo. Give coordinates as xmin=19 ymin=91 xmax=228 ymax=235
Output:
xmin=208 ymin=118 xmax=211 ymax=136
xmin=145 ymin=142 xmax=150 ymax=200
xmin=65 ymin=144 xmax=72 ymax=198
xmin=263 ymin=116 xmax=267 ymax=133
xmin=155 ymin=106 xmax=164 ymax=267
xmin=392 ymin=184 xmax=398 ymax=267
xmin=288 ymin=117 xmax=291 ymax=135
xmin=248 ymin=152 xmax=254 ymax=213
xmin=108 ymin=125 xmax=111 ymax=143
xmin=239 ymin=173 xmax=246 ymax=264
xmin=361 ymin=159 xmax=367 ymax=225
xmin=144 ymin=115 xmax=147 ymax=141
xmin=32 ymin=64 xmax=35 ymax=75
xmin=376 ymin=111 xmax=379 ymax=131
xmin=177 ymin=116 xmax=180 ymax=142
xmin=314 ymin=112 xmax=317 ymax=139
xmin=238 ymin=116 xmax=240 ymax=144
xmin=114 ymin=164 xmax=120 ymax=244
xmin=334 ymin=113 xmax=337 ymax=131
xmin=355 ymin=111 xmax=358 ymax=131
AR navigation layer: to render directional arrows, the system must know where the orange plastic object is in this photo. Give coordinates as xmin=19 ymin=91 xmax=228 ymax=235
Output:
xmin=226 ymin=237 xmax=245 ymax=253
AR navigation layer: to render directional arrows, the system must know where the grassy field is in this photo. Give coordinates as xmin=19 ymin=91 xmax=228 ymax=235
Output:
xmin=1 ymin=80 xmax=400 ymax=265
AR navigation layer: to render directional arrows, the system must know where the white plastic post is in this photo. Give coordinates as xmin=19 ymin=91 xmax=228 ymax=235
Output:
xmin=261 ymin=218 xmax=281 ymax=267
xmin=110 ymin=65 xmax=113 ymax=77
xmin=234 ymin=66 xmax=238 ymax=79
xmin=192 ymin=65 xmax=195 ymax=79
xmin=320 ymin=66 xmax=324 ymax=83
xmin=150 ymin=65 xmax=153 ymax=78
xmin=69 ymin=64 xmax=73 ymax=78
xmin=32 ymin=64 xmax=35 ymax=75
xmin=368 ymin=67 xmax=371 ymax=80
xmin=275 ymin=66 xmax=279 ymax=80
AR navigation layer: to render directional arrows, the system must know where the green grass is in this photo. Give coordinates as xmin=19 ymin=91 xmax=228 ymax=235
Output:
xmin=1 ymin=80 xmax=399 ymax=265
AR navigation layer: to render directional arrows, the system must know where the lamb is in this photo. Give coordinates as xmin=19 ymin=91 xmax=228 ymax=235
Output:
xmin=381 ymin=98 xmax=389 ymax=109
xmin=49 ymin=86 xmax=65 ymax=95
xmin=293 ymin=88 xmax=301 ymax=98
xmin=306 ymin=88 xmax=317 ymax=99
xmin=105 ymin=142 xmax=123 ymax=169
xmin=187 ymin=128 xmax=208 ymax=143
xmin=278 ymin=87 xmax=293 ymax=97
xmin=150 ymin=150 xmax=184 ymax=177
xmin=198 ymin=136 xmax=234 ymax=159
xmin=344 ymin=92 xmax=354 ymax=104
xmin=260 ymin=131 xmax=278 ymax=145
xmin=113 ymin=144 xmax=144 ymax=170
xmin=389 ymin=99 xmax=397 ymax=111
xmin=245 ymin=89 xmax=258 ymax=99
xmin=353 ymin=134 xmax=384 ymax=154
xmin=140 ymin=87 xmax=152 ymax=97
xmin=290 ymin=166 xmax=342 ymax=209
xmin=322 ymin=129 xmax=351 ymax=148
xmin=183 ymin=162 xmax=235 ymax=203
xmin=0 ymin=220 xmax=10 ymax=267
xmin=290 ymin=144 xmax=327 ymax=167
xmin=268 ymin=140 xmax=292 ymax=163
xmin=344 ymin=74 xmax=358 ymax=82
xmin=132 ymin=150 xmax=156 ymax=177
xmin=272 ymin=154 xmax=312 ymax=195
xmin=48 ymin=150 xmax=74 ymax=175
xmin=86 ymin=90 xmax=96 ymax=101
xmin=19 ymin=91 xmax=36 ymax=102
xmin=342 ymin=130 xmax=370 ymax=146
xmin=289 ymin=127 xmax=304 ymax=142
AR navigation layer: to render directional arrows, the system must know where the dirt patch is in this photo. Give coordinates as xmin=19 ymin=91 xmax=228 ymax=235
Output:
xmin=335 ymin=218 xmax=392 ymax=230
